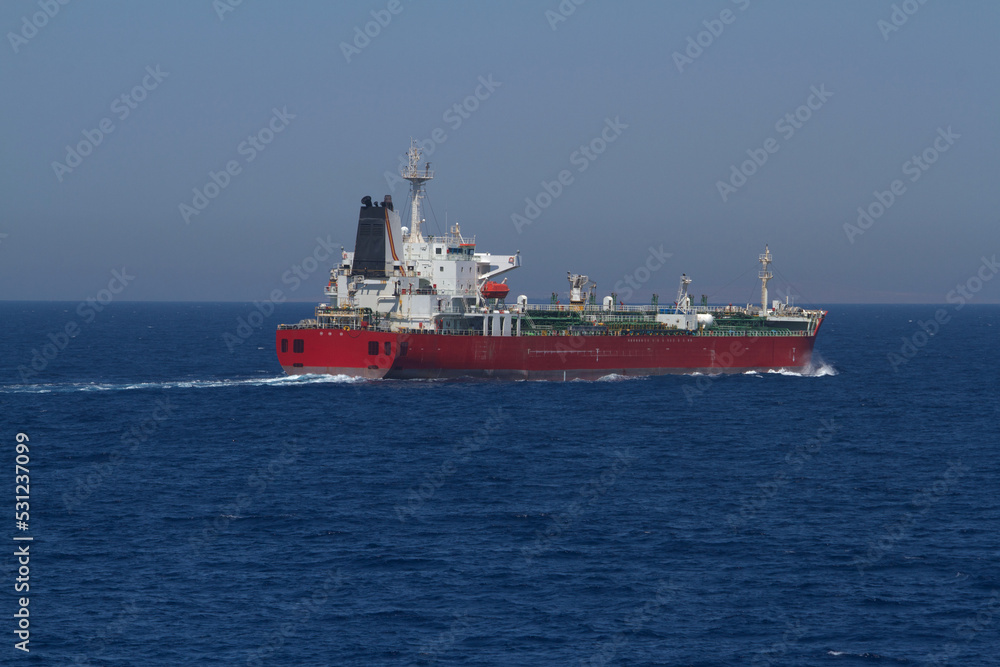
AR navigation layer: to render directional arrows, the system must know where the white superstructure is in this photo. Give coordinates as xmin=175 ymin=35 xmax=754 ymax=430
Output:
xmin=319 ymin=141 xmax=520 ymax=333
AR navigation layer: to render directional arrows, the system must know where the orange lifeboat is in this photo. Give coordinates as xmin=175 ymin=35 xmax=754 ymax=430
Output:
xmin=481 ymin=281 xmax=509 ymax=300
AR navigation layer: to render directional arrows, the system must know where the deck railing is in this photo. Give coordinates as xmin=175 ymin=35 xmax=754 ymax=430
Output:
xmin=278 ymin=324 xmax=813 ymax=337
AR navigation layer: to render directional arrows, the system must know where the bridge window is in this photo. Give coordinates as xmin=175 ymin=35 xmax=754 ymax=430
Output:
xmin=368 ymin=341 xmax=379 ymax=355
xmin=400 ymin=342 xmax=408 ymax=356
xmin=384 ymin=341 xmax=392 ymax=356
xmin=281 ymin=339 xmax=288 ymax=353
xmin=293 ymin=339 xmax=304 ymax=353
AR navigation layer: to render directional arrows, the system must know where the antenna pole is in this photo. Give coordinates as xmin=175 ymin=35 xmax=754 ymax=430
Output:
xmin=401 ymin=139 xmax=434 ymax=242
xmin=675 ymin=274 xmax=692 ymax=311
xmin=759 ymin=245 xmax=773 ymax=315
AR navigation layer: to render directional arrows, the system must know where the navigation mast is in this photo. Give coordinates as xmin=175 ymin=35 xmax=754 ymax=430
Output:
xmin=759 ymin=245 xmax=773 ymax=315
xmin=676 ymin=274 xmax=692 ymax=311
xmin=401 ymin=139 xmax=434 ymax=242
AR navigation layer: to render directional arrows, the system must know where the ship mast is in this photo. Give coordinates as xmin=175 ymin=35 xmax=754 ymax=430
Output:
xmin=401 ymin=139 xmax=434 ymax=242
xmin=759 ymin=244 xmax=772 ymax=315
xmin=675 ymin=274 xmax=692 ymax=311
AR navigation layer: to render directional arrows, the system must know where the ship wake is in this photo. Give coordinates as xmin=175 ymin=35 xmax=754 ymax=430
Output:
xmin=0 ymin=373 xmax=363 ymax=394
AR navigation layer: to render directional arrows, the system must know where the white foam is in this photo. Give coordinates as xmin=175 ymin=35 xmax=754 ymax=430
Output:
xmin=0 ymin=373 xmax=363 ymax=394
xmin=565 ymin=373 xmax=645 ymax=383
xmin=767 ymin=358 xmax=839 ymax=377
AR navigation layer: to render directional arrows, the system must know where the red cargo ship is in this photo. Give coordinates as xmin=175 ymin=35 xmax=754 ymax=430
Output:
xmin=276 ymin=143 xmax=825 ymax=380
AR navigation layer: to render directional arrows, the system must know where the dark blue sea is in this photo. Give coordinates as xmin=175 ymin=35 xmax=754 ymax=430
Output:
xmin=1 ymin=302 xmax=998 ymax=666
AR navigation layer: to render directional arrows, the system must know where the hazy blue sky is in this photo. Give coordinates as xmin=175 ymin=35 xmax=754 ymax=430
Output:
xmin=2 ymin=0 xmax=998 ymax=303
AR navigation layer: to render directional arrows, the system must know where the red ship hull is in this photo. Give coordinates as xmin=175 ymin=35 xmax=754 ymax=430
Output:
xmin=276 ymin=328 xmax=821 ymax=380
